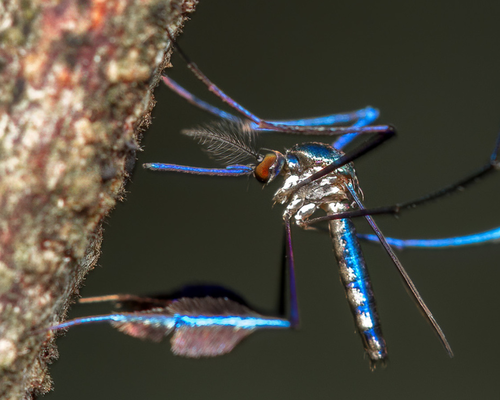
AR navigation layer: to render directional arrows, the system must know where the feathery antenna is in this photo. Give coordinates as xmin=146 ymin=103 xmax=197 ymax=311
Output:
xmin=182 ymin=120 xmax=261 ymax=165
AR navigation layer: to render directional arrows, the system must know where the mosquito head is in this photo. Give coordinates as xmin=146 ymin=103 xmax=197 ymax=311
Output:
xmin=254 ymin=150 xmax=285 ymax=184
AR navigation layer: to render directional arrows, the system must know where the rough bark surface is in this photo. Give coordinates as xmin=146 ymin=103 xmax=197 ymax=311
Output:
xmin=0 ymin=0 xmax=198 ymax=397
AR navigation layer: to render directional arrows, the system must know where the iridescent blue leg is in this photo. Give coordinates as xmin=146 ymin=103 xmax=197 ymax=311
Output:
xmin=305 ymin=130 xmax=500 ymax=248
xmin=311 ymin=213 xmax=500 ymax=249
xmin=44 ymin=294 xmax=292 ymax=357
xmin=143 ymin=163 xmax=253 ymax=176
xmin=163 ymin=76 xmax=379 ymax=134
xmin=162 ymin=76 xmax=241 ymax=123
xmin=44 ymin=240 xmax=298 ymax=356
xmin=46 ymin=313 xmax=173 ymax=330
xmin=265 ymin=106 xmax=380 ymax=150
xmin=165 ymin=35 xmax=391 ymax=137
xmin=332 ymin=109 xmax=380 ymax=150
xmin=357 ymin=227 xmax=500 ymax=249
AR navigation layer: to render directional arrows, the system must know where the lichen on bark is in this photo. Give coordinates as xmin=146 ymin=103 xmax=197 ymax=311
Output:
xmin=0 ymin=0 xmax=198 ymax=397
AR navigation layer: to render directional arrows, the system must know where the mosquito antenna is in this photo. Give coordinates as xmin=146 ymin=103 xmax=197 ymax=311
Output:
xmin=182 ymin=120 xmax=261 ymax=165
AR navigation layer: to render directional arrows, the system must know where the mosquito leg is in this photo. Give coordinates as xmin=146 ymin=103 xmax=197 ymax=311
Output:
xmin=268 ymin=107 xmax=379 ymax=129
xmin=307 ymin=203 xmax=500 ymax=248
xmin=161 ymin=76 xmax=241 ymax=123
xmin=46 ymin=314 xmax=138 ymax=331
xmin=166 ymin=31 xmax=388 ymax=139
xmin=166 ymin=31 xmax=261 ymax=123
xmin=79 ymin=294 xmax=147 ymax=304
xmin=279 ymin=128 xmax=396 ymax=201
xmin=163 ymin=72 xmax=384 ymax=137
xmin=357 ymin=227 xmax=500 ymax=249
xmin=332 ymin=108 xmax=380 ymax=150
xmin=163 ymin=75 xmax=380 ymax=136
xmin=382 ymin=129 xmax=500 ymax=211
xmin=347 ymin=185 xmax=454 ymax=358
xmin=284 ymin=217 xmax=300 ymax=329
xmin=306 ymin=131 xmax=500 ymax=226
xmin=143 ymin=163 xmax=253 ymax=177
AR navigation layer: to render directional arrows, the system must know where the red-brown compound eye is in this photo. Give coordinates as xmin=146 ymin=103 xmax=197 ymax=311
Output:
xmin=254 ymin=151 xmax=285 ymax=184
xmin=254 ymin=153 xmax=276 ymax=183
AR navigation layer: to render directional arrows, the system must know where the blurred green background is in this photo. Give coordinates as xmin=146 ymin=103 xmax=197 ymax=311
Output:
xmin=47 ymin=1 xmax=500 ymax=399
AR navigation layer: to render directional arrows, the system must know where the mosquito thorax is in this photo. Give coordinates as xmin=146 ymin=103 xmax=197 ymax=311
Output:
xmin=286 ymin=143 xmax=343 ymax=170
xmin=273 ymin=142 xmax=361 ymax=210
xmin=254 ymin=151 xmax=286 ymax=184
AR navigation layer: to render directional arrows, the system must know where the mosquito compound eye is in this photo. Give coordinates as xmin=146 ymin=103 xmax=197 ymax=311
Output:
xmin=254 ymin=154 xmax=275 ymax=183
xmin=254 ymin=151 xmax=285 ymax=183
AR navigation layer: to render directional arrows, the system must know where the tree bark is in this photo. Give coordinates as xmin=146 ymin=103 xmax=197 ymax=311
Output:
xmin=0 ymin=0 xmax=198 ymax=397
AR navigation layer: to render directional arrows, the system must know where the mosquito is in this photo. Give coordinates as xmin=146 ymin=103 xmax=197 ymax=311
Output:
xmin=143 ymin=33 xmax=500 ymax=366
